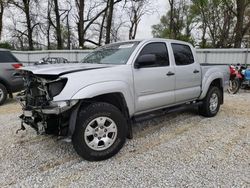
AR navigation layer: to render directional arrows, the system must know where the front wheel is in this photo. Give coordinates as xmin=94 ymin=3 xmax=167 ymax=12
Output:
xmin=72 ymin=102 xmax=128 ymax=161
xmin=199 ymin=86 xmax=222 ymax=117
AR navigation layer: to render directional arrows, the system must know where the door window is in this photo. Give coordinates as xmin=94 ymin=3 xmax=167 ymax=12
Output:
xmin=171 ymin=43 xmax=194 ymax=66
xmin=137 ymin=42 xmax=169 ymax=67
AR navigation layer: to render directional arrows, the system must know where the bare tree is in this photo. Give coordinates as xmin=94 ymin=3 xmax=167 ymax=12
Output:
xmin=105 ymin=0 xmax=122 ymax=44
xmin=168 ymin=0 xmax=174 ymax=38
xmin=74 ymin=0 xmax=112 ymax=47
xmin=53 ymin=0 xmax=63 ymax=49
xmin=228 ymin=0 xmax=250 ymax=47
xmin=0 ymin=0 xmax=6 ymax=40
xmin=125 ymin=0 xmax=151 ymax=40
xmin=46 ymin=0 xmax=52 ymax=49
xmin=9 ymin=0 xmax=40 ymax=50
xmin=98 ymin=1 xmax=109 ymax=45
xmin=62 ymin=0 xmax=73 ymax=49
xmin=75 ymin=0 xmax=84 ymax=48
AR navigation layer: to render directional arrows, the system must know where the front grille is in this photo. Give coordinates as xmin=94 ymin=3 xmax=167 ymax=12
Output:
xmin=24 ymin=75 xmax=50 ymax=108
xmin=26 ymin=94 xmax=48 ymax=107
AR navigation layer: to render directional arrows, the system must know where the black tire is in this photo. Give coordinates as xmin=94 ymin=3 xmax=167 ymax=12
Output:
xmin=72 ymin=102 xmax=128 ymax=161
xmin=199 ymin=86 xmax=222 ymax=117
xmin=227 ymin=78 xmax=240 ymax=94
xmin=0 ymin=83 xmax=7 ymax=105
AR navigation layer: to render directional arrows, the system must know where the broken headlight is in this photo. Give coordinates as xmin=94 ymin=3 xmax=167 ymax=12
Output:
xmin=46 ymin=78 xmax=67 ymax=98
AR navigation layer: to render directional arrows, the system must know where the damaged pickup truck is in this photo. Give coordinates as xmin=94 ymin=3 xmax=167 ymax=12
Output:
xmin=17 ymin=39 xmax=230 ymax=161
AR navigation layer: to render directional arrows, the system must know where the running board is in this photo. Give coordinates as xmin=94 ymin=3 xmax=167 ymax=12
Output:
xmin=133 ymin=101 xmax=203 ymax=123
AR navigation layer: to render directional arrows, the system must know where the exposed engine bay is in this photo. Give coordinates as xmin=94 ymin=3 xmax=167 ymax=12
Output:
xmin=17 ymin=70 xmax=78 ymax=136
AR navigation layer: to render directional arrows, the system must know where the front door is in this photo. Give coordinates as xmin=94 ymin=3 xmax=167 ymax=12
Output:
xmin=133 ymin=42 xmax=175 ymax=113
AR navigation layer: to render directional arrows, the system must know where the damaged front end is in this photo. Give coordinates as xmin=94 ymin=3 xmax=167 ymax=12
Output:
xmin=17 ymin=71 xmax=78 ymax=135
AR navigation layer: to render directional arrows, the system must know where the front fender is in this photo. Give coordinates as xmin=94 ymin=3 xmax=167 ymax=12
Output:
xmin=71 ymin=81 xmax=135 ymax=116
xmin=199 ymin=72 xmax=223 ymax=100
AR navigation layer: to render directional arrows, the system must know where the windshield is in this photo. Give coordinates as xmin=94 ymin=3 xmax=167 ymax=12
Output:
xmin=81 ymin=41 xmax=139 ymax=65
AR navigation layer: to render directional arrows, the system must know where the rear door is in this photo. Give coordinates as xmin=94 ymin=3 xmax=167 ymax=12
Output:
xmin=133 ymin=42 xmax=175 ymax=113
xmin=171 ymin=43 xmax=201 ymax=103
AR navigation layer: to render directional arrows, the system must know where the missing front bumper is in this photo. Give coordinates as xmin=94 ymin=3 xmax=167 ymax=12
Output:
xmin=17 ymin=95 xmax=79 ymax=135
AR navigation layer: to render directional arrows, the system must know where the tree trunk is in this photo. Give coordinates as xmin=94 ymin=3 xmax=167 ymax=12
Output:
xmin=66 ymin=13 xmax=71 ymax=49
xmin=47 ymin=25 xmax=51 ymax=50
xmin=168 ymin=0 xmax=174 ymax=38
xmin=54 ymin=0 xmax=63 ymax=49
xmin=78 ymin=0 xmax=84 ymax=48
xmin=47 ymin=1 xmax=51 ymax=50
xmin=201 ymin=24 xmax=207 ymax=48
xmin=23 ymin=0 xmax=33 ymax=50
xmin=132 ymin=21 xmax=138 ymax=39
xmin=105 ymin=0 xmax=114 ymax=44
xmin=234 ymin=0 xmax=245 ymax=48
xmin=98 ymin=7 xmax=108 ymax=45
xmin=129 ymin=22 xmax=134 ymax=40
xmin=0 ymin=2 xmax=4 ymax=41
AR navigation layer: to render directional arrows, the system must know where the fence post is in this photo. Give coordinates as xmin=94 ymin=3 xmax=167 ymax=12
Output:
xmin=245 ymin=48 xmax=249 ymax=66
xmin=204 ymin=51 xmax=208 ymax=64
xmin=28 ymin=52 xmax=30 ymax=65
xmin=76 ymin=51 xmax=78 ymax=62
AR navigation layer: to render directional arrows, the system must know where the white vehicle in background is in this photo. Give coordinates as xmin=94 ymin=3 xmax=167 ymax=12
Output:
xmin=36 ymin=57 xmax=69 ymax=65
xmin=17 ymin=38 xmax=230 ymax=161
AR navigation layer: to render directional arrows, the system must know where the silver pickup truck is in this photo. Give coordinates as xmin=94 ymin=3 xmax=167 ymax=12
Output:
xmin=17 ymin=39 xmax=229 ymax=161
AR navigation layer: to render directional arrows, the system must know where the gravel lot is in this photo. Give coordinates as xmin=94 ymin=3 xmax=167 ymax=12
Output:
xmin=0 ymin=91 xmax=249 ymax=187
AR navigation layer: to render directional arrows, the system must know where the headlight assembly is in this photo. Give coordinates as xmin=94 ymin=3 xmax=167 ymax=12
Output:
xmin=46 ymin=78 xmax=67 ymax=98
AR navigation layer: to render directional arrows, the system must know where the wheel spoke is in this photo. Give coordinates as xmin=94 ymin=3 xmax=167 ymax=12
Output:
xmin=96 ymin=117 xmax=106 ymax=127
xmin=85 ymin=126 xmax=95 ymax=137
xmin=106 ymin=123 xmax=116 ymax=134
xmin=209 ymin=93 xmax=218 ymax=112
xmin=102 ymin=137 xmax=115 ymax=146
xmin=88 ymin=137 xmax=100 ymax=149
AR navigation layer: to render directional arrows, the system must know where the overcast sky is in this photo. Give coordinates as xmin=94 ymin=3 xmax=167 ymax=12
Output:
xmin=136 ymin=0 xmax=168 ymax=39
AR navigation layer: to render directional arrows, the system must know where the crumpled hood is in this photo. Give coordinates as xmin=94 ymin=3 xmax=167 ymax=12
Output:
xmin=19 ymin=63 xmax=112 ymax=76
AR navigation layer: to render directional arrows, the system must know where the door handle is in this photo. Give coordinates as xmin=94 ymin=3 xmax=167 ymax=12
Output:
xmin=166 ymin=71 xmax=175 ymax=76
xmin=193 ymin=69 xmax=200 ymax=73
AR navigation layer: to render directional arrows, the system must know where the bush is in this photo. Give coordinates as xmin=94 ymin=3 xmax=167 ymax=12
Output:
xmin=0 ymin=42 xmax=13 ymax=50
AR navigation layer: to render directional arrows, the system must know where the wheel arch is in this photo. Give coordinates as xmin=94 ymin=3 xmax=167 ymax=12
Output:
xmin=199 ymin=72 xmax=224 ymax=104
xmin=0 ymin=78 xmax=11 ymax=93
xmin=68 ymin=92 xmax=133 ymax=139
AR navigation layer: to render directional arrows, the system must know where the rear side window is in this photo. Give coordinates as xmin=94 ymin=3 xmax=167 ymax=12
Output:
xmin=139 ymin=42 xmax=169 ymax=67
xmin=171 ymin=43 xmax=194 ymax=66
xmin=0 ymin=51 xmax=18 ymax=62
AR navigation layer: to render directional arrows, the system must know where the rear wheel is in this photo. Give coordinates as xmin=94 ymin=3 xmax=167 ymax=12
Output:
xmin=72 ymin=102 xmax=127 ymax=161
xmin=199 ymin=86 xmax=222 ymax=117
xmin=0 ymin=83 xmax=7 ymax=105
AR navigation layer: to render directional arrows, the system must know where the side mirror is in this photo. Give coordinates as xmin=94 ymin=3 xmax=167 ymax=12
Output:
xmin=135 ymin=54 xmax=156 ymax=69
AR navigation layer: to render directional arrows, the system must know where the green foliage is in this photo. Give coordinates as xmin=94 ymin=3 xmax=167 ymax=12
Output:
xmin=152 ymin=0 xmax=250 ymax=48
xmin=0 ymin=42 xmax=13 ymax=50
xmin=151 ymin=2 xmax=195 ymax=45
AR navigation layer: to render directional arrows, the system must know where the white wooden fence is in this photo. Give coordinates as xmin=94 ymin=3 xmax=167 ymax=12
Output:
xmin=12 ymin=48 xmax=250 ymax=65
xmin=196 ymin=49 xmax=250 ymax=65
xmin=12 ymin=50 xmax=92 ymax=64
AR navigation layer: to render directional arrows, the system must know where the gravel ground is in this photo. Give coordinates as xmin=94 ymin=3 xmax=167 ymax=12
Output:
xmin=0 ymin=91 xmax=249 ymax=188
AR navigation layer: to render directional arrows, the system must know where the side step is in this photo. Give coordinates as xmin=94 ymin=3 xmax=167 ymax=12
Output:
xmin=133 ymin=101 xmax=202 ymax=123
